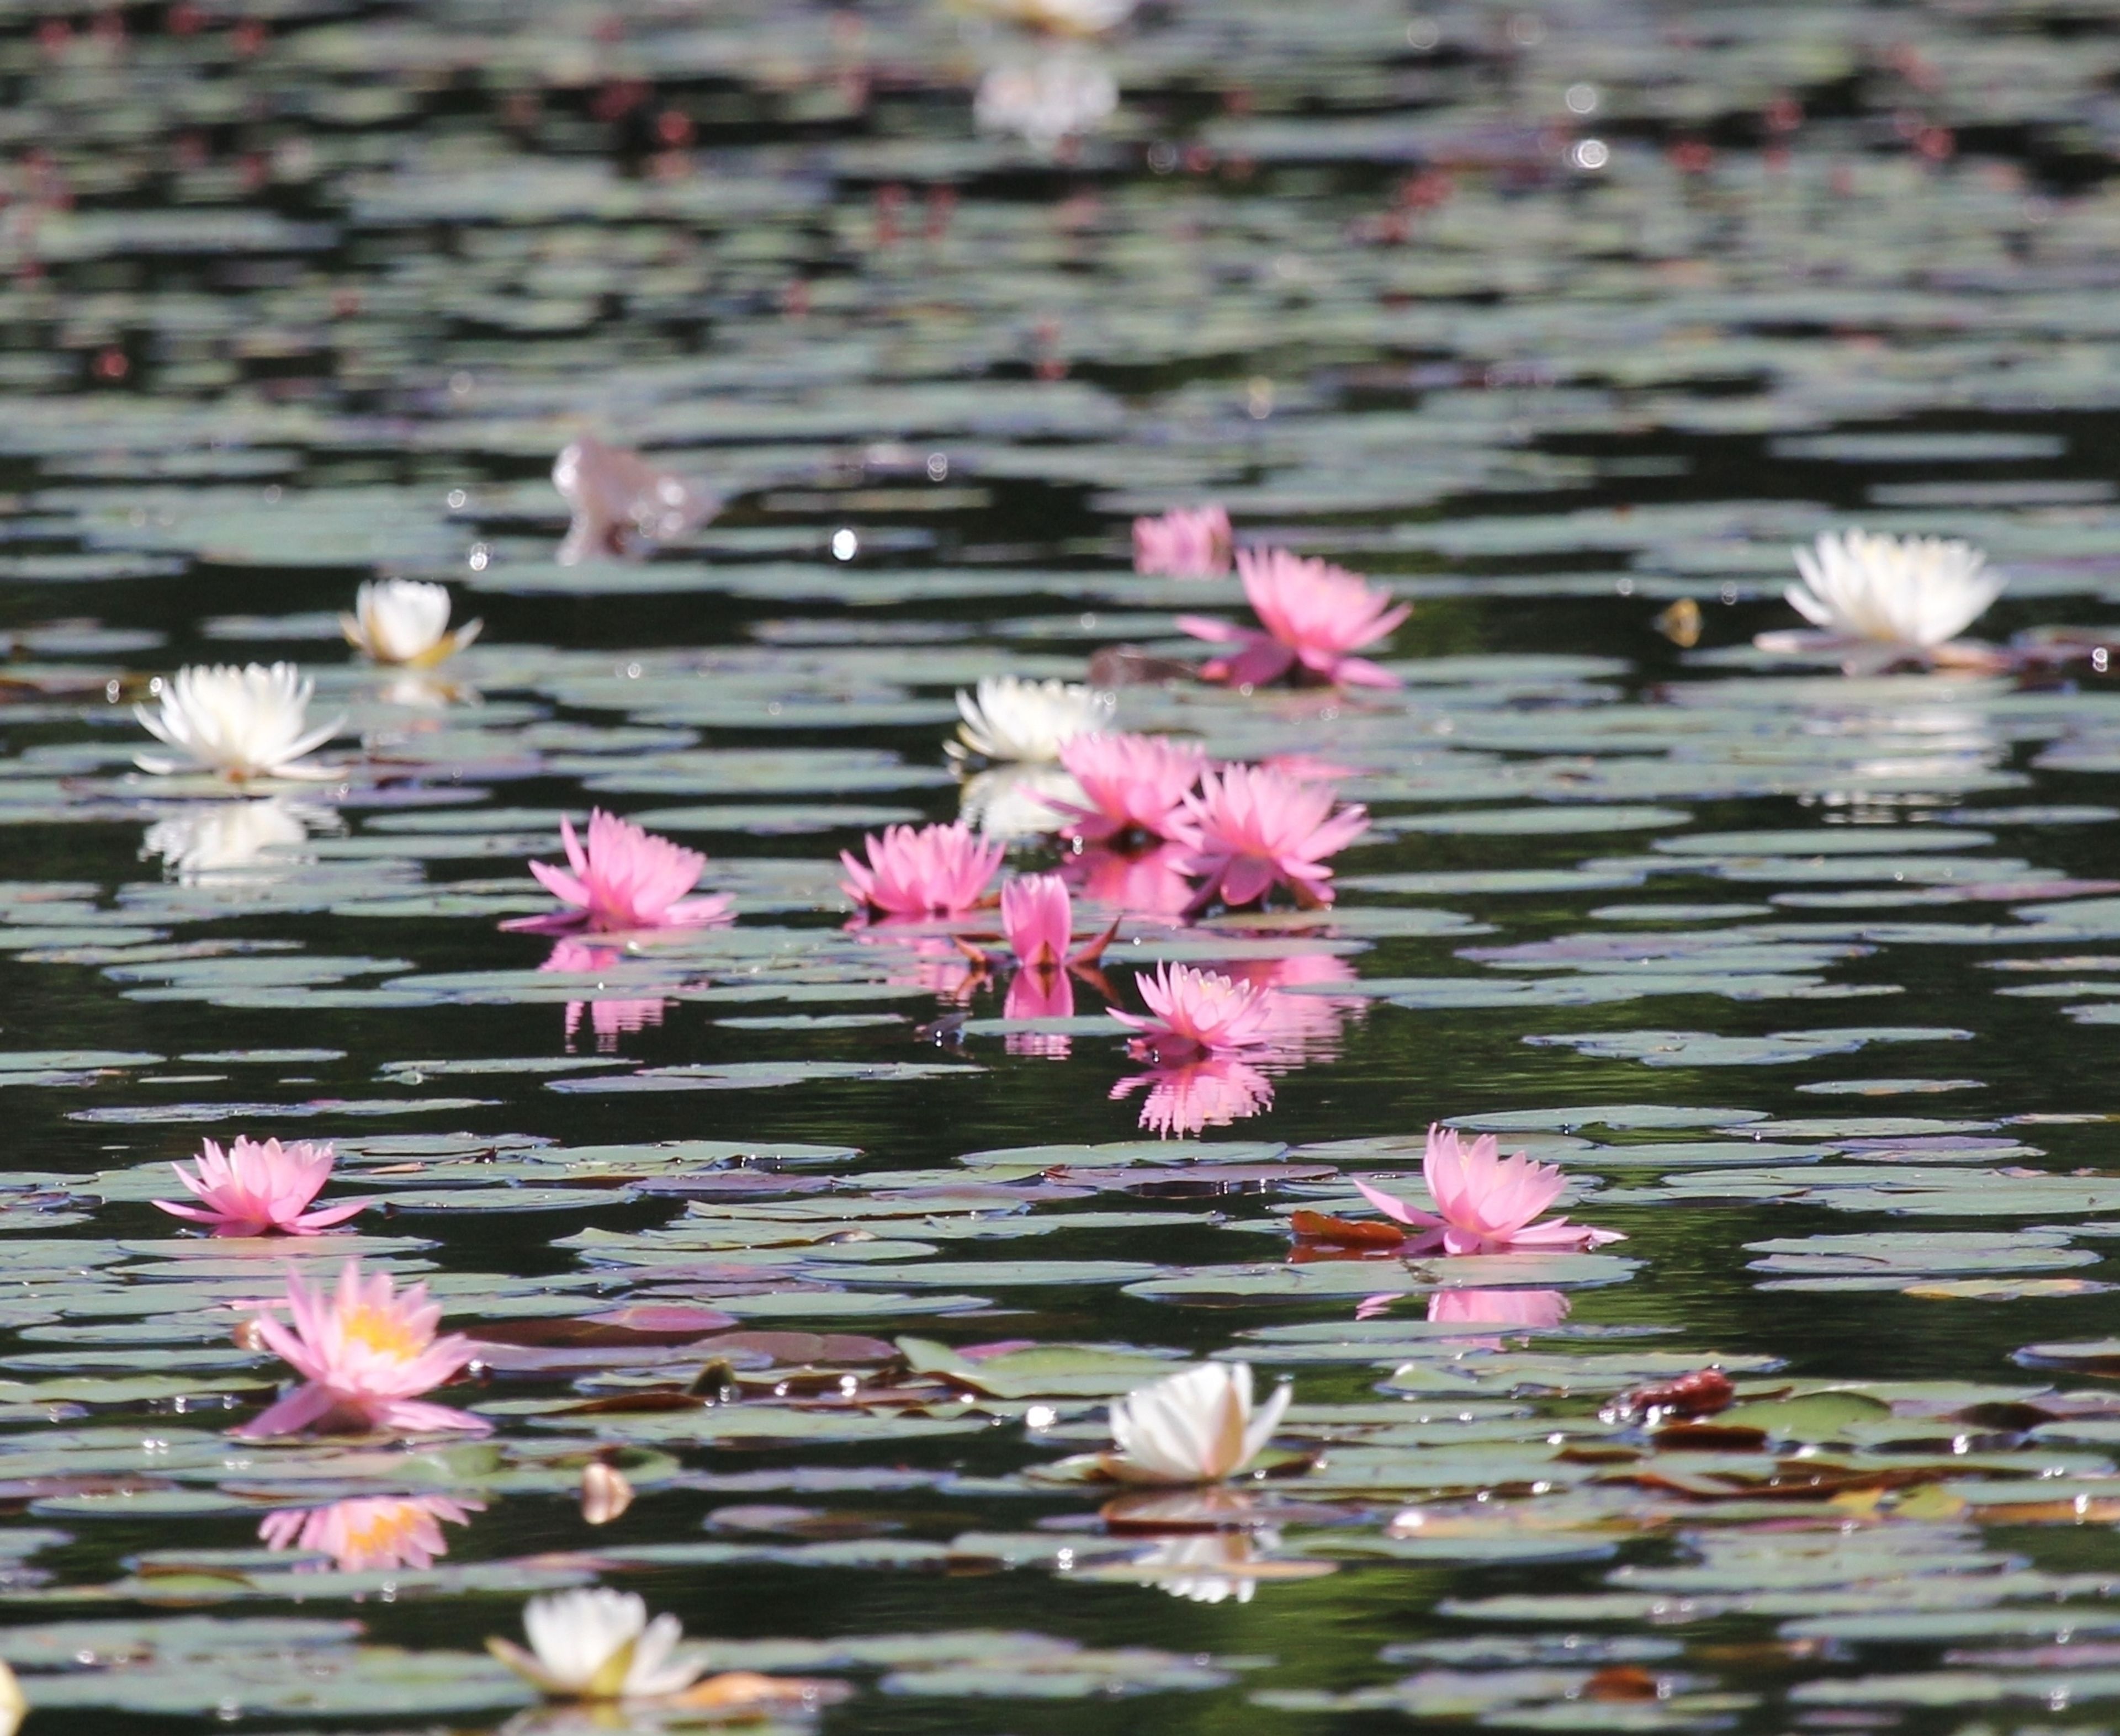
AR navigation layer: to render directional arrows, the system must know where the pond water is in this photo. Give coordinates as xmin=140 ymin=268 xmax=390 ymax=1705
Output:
xmin=9 ymin=0 xmax=2120 ymax=1729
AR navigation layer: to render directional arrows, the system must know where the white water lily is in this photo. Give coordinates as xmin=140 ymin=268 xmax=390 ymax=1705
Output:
xmin=489 ymin=1588 xmax=707 ymax=1701
xmin=1101 ymin=1362 xmax=1292 ymax=1485
xmin=950 ymin=675 xmax=1112 ymax=763
xmin=341 ymin=578 xmax=481 ymax=667
xmin=1783 ymin=529 xmax=2005 ymax=649
xmin=134 ymin=663 xmax=344 ymax=781
xmin=973 ymin=55 xmax=1119 ymax=150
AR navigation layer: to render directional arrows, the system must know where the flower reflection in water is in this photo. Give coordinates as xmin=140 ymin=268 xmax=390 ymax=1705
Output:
xmin=959 ymin=761 xmax=1084 ymax=842
xmin=540 ymin=939 xmax=669 ymax=1053
xmin=260 ymin=1494 xmax=483 ymax=1572
xmin=1062 ymin=839 xmax=1195 ymax=918
xmin=1223 ymin=952 xmax=1366 ymax=1064
xmin=1428 ymin=1288 xmax=1573 ymax=1329
xmin=1004 ymin=964 xmax=1075 ymax=1059
xmin=1111 ymin=1054 xmax=1275 ymax=1137
xmin=142 ymin=797 xmax=335 ymax=883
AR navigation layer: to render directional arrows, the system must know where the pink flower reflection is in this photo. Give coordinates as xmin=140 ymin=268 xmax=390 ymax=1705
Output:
xmin=1111 ymin=1056 xmax=1274 ymax=1137
xmin=260 ymin=1494 xmax=483 ymax=1572
xmin=1062 ymin=840 xmax=1196 ymax=917
xmin=540 ymin=939 xmax=668 ymax=1053
xmin=1222 ymin=952 xmax=1365 ymax=1064
xmin=1427 ymin=1289 xmax=1573 ymax=1329
xmin=1133 ymin=506 xmax=1231 ymax=578
xmin=1004 ymin=965 xmax=1075 ymax=1059
xmin=866 ymin=932 xmax=977 ymax=1002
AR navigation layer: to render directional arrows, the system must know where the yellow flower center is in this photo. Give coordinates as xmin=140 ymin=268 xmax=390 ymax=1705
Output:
xmin=344 ymin=1504 xmax=421 ymax=1556
xmin=339 ymin=1304 xmax=424 ymax=1361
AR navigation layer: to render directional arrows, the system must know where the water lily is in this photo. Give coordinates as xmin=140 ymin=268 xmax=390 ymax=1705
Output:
xmin=840 ymin=820 xmax=1004 ymax=917
xmin=1100 ymin=1362 xmax=1291 ymax=1484
xmin=964 ymin=0 xmax=1137 ymax=34
xmin=340 ymin=578 xmax=481 ymax=667
xmin=1133 ymin=505 xmax=1232 ymax=578
xmin=236 ymin=1260 xmax=488 ymax=1439
xmin=1770 ymin=528 xmax=2005 ymax=653
xmin=999 ymin=870 xmax=1112 ymax=970
xmin=134 ymin=662 xmax=344 ymax=781
xmin=1111 ymin=961 xmax=1278 ymax=1060
xmin=949 ymin=675 xmax=1112 ymax=763
xmin=1178 ymin=548 xmax=1408 ymax=687
xmin=1172 ymin=763 xmax=1370 ymax=912
xmin=973 ymin=54 xmax=1118 ymax=150
xmin=506 ymin=811 xmax=732 ymax=935
xmin=1111 ymin=1054 xmax=1275 ymax=1136
xmin=1047 ymin=731 xmax=1205 ymax=842
xmin=553 ymin=436 xmax=715 ymax=565
xmin=261 ymin=1494 xmax=481 ymax=1572
xmin=153 ymin=1135 xmax=362 ymax=1237
xmin=1352 ymin=1125 xmax=1625 ymax=1255
xmin=489 ymin=1588 xmax=707 ymax=1701
xmin=580 ymin=1462 xmax=635 ymax=1526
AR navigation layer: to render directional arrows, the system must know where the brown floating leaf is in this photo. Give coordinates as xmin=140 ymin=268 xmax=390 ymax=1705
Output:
xmin=1585 ymin=1665 xmax=1663 ymax=1702
xmin=1603 ymin=1368 xmax=1736 ymax=1424
xmin=1289 ymin=1210 xmax=1407 ymax=1249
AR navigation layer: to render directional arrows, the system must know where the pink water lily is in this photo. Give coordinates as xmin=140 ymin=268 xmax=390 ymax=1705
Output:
xmin=261 ymin=1494 xmax=483 ymax=1572
xmin=999 ymin=872 xmax=1113 ymax=970
xmin=236 ymin=1260 xmax=490 ymax=1439
xmin=1352 ymin=1126 xmax=1625 ymax=1256
xmin=506 ymin=811 xmax=732 ymax=935
xmin=1177 ymin=547 xmax=1408 ymax=687
xmin=1172 ymin=763 xmax=1369 ymax=912
xmin=840 ymin=821 xmax=1004 ymax=917
xmin=1047 ymin=732 xmax=1206 ymax=843
xmin=1111 ymin=962 xmax=1279 ymax=1061
xmin=1111 ymin=1055 xmax=1275 ymax=1137
xmin=154 ymin=1136 xmax=363 ymax=1237
xmin=1132 ymin=505 xmax=1232 ymax=578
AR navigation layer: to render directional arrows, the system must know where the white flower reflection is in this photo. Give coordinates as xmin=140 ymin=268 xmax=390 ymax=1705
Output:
xmin=958 ymin=761 xmax=1085 ymax=841
xmin=142 ymin=798 xmax=336 ymax=883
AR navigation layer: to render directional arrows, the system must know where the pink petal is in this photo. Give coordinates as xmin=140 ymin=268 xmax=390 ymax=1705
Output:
xmin=1351 ymin=1176 xmax=1441 ymax=1231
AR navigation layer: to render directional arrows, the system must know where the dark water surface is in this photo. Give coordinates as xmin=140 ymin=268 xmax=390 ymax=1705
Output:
xmin=9 ymin=0 xmax=2120 ymax=1730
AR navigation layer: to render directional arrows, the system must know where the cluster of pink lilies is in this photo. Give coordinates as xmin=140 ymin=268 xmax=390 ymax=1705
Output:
xmin=154 ymin=506 xmax=1617 ymax=1466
